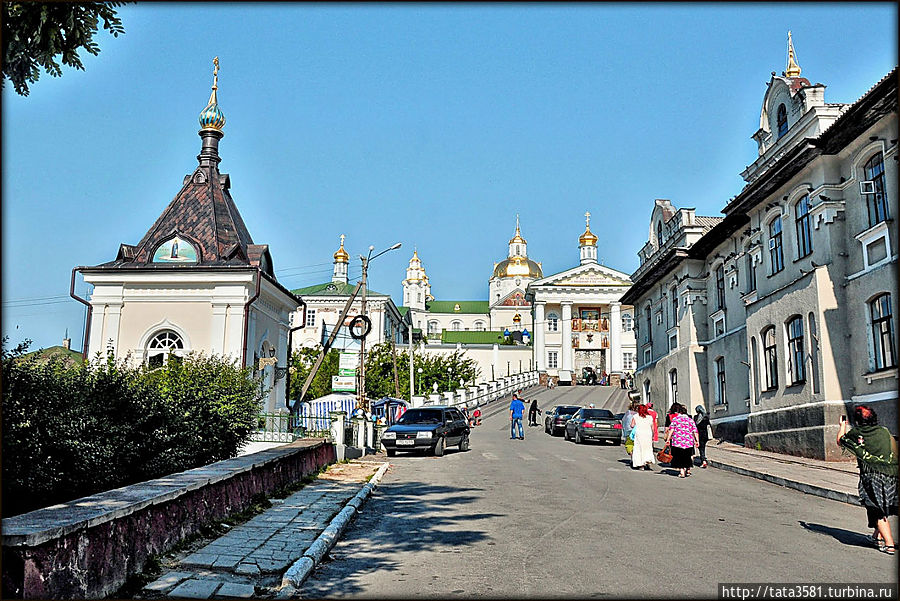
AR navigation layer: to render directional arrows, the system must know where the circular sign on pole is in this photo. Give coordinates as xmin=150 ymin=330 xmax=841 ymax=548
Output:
xmin=349 ymin=315 xmax=372 ymax=340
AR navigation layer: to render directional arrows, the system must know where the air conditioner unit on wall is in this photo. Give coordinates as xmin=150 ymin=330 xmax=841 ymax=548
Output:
xmin=860 ymin=180 xmax=876 ymax=195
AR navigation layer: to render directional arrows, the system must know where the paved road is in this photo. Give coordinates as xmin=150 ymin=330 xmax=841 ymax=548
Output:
xmin=300 ymin=386 xmax=897 ymax=598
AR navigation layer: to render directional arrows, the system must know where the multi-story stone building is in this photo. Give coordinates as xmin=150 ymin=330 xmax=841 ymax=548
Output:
xmin=622 ymin=39 xmax=897 ymax=459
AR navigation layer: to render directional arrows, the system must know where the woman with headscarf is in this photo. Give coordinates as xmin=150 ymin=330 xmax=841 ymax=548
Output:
xmin=664 ymin=403 xmax=698 ymax=478
xmin=837 ymin=405 xmax=898 ymax=555
xmin=528 ymin=399 xmax=541 ymax=427
xmin=694 ymin=405 xmax=712 ymax=468
xmin=629 ymin=404 xmax=656 ymax=470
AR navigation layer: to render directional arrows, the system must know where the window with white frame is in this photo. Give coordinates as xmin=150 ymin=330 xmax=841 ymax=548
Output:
xmin=776 ymin=104 xmax=788 ymax=138
xmin=622 ymin=313 xmax=633 ymax=332
xmin=786 ymin=316 xmax=805 ymax=384
xmin=669 ymin=369 xmax=678 ymax=405
xmin=474 ymin=320 xmax=486 ymax=331
xmin=750 ymin=336 xmax=760 ymax=403
xmin=645 ymin=304 xmax=652 ymax=343
xmin=146 ymin=330 xmax=185 ymax=369
xmin=643 ymin=348 xmax=652 ymax=365
xmin=870 ymin=293 xmax=896 ymax=371
xmin=746 ymin=251 xmax=757 ymax=293
xmin=715 ymin=357 xmax=726 ymax=405
xmin=450 ymin=320 xmax=462 ymax=331
xmin=763 ymin=326 xmax=778 ymax=390
xmin=669 ymin=332 xmax=677 ymax=351
xmin=864 ymin=152 xmax=889 ymax=227
xmin=305 ymin=308 xmax=317 ymax=327
xmin=714 ymin=317 xmax=725 ymax=338
xmin=547 ymin=312 xmax=559 ymax=332
xmin=427 ymin=320 xmax=440 ymax=335
xmin=623 ymin=352 xmax=634 ymax=370
xmin=715 ymin=265 xmax=725 ymax=310
xmin=547 ymin=351 xmax=559 ymax=369
xmin=671 ymin=287 xmax=679 ymax=325
xmin=795 ymin=195 xmax=813 ymax=258
xmin=769 ymin=217 xmax=784 ymax=274
xmin=643 ymin=379 xmax=651 ymax=403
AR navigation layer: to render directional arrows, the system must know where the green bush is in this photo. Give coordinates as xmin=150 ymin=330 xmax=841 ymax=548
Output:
xmin=1 ymin=339 xmax=264 ymax=517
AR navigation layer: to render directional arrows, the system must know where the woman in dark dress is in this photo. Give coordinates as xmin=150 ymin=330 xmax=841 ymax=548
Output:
xmin=837 ymin=405 xmax=898 ymax=555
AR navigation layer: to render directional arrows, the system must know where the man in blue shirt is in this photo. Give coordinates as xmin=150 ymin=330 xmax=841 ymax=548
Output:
xmin=509 ymin=393 xmax=526 ymax=440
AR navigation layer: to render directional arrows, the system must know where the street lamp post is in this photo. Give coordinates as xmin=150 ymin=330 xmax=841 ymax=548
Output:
xmin=357 ymin=242 xmax=401 ymax=413
xmin=447 ymin=366 xmax=453 ymax=391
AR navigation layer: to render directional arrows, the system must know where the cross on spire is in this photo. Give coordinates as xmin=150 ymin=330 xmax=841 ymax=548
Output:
xmin=585 ymin=211 xmax=591 ymax=228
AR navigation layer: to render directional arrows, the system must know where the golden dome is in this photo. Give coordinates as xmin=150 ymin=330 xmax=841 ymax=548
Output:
xmin=333 ymin=234 xmax=349 ymax=263
xmin=579 ymin=211 xmax=598 ymax=246
xmin=492 ymin=256 xmax=543 ymax=279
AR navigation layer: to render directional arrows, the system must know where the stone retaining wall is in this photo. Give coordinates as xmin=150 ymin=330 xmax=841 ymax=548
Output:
xmin=2 ymin=440 xmax=335 ymax=599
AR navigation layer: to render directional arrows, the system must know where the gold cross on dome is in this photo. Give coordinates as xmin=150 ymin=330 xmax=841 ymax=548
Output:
xmin=340 ymin=233 xmax=345 ymax=246
xmin=212 ymin=56 xmax=219 ymax=89
xmin=585 ymin=211 xmax=591 ymax=228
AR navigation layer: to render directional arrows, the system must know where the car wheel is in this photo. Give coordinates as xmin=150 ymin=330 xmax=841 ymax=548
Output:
xmin=459 ymin=435 xmax=470 ymax=452
xmin=545 ymin=420 xmax=550 ymax=434
xmin=575 ymin=430 xmax=583 ymax=444
xmin=386 ymin=448 xmax=396 ymax=457
xmin=564 ymin=428 xmax=570 ymax=441
xmin=434 ymin=436 xmax=445 ymax=457
xmin=613 ymin=438 xmax=621 ymax=446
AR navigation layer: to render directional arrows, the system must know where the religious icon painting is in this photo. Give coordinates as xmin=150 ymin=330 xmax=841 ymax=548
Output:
xmin=153 ymin=236 xmax=198 ymax=263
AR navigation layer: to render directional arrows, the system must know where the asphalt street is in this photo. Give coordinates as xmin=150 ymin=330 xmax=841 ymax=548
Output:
xmin=299 ymin=386 xmax=898 ymax=599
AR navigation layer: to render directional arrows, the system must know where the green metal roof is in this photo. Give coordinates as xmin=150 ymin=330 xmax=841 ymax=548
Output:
xmin=291 ymin=281 xmax=387 ymax=297
xmin=397 ymin=306 xmax=410 ymax=316
xmin=441 ymin=330 xmax=507 ymax=344
xmin=425 ymin=300 xmax=490 ymax=314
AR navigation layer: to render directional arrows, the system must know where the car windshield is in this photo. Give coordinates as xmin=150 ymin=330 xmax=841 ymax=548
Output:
xmin=582 ymin=409 xmax=614 ymax=419
xmin=556 ymin=406 xmax=580 ymax=415
xmin=397 ymin=409 xmax=443 ymax=425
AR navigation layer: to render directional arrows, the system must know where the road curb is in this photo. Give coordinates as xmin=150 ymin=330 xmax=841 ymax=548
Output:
xmin=277 ymin=461 xmax=390 ymax=597
xmin=650 ymin=442 xmax=860 ymax=506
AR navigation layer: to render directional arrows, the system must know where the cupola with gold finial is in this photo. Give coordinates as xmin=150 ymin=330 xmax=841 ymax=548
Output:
xmin=580 ymin=211 xmax=599 ymax=264
xmin=508 ymin=214 xmax=527 ymax=258
xmin=492 ymin=216 xmax=542 ymax=280
xmin=785 ymin=31 xmax=802 ymax=77
xmin=332 ymin=234 xmax=349 ymax=283
xmin=402 ymin=247 xmax=431 ymax=310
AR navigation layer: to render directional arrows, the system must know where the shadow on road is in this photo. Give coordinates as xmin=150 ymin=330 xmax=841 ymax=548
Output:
xmin=301 ymin=480 xmax=500 ymax=597
xmin=798 ymin=521 xmax=872 ymax=548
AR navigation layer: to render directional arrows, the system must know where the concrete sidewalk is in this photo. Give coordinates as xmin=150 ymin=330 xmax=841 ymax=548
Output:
xmin=654 ymin=436 xmax=861 ymax=505
xmin=139 ymin=459 xmax=389 ymax=599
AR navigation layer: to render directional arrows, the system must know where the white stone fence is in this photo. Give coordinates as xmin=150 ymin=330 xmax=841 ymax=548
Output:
xmin=411 ymin=370 xmax=540 ymax=409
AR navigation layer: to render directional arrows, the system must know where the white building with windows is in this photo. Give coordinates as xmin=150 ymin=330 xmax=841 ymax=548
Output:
xmin=526 ymin=213 xmax=636 ymax=385
xmin=622 ymin=37 xmax=897 ymax=459
xmin=75 ymin=62 xmax=300 ymax=413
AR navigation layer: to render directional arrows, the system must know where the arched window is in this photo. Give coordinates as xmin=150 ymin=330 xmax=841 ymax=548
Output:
xmin=786 ymin=316 xmax=805 ymax=384
xmin=547 ymin=312 xmax=559 ymax=332
xmin=769 ymin=217 xmax=784 ymax=274
xmin=450 ymin=321 xmax=462 ymax=331
xmin=622 ymin=313 xmax=633 ymax=332
xmin=643 ymin=379 xmax=651 ymax=403
xmin=750 ymin=336 xmax=760 ymax=403
xmin=795 ymin=195 xmax=812 ymax=258
xmin=776 ymin=104 xmax=788 ymax=138
xmin=427 ymin=320 xmax=440 ymax=335
xmin=656 ymin=221 xmax=663 ymax=246
xmin=669 ymin=369 xmax=678 ymax=405
xmin=146 ymin=330 xmax=184 ymax=368
xmin=870 ymin=293 xmax=895 ymax=370
xmin=715 ymin=265 xmax=725 ymax=310
xmin=473 ymin=320 xmax=486 ymax=331
xmin=864 ymin=152 xmax=889 ymax=227
xmin=763 ymin=327 xmax=778 ymax=390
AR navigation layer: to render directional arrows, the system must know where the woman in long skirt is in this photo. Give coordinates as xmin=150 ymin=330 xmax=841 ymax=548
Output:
xmin=629 ymin=404 xmax=656 ymax=470
xmin=664 ymin=403 xmax=699 ymax=478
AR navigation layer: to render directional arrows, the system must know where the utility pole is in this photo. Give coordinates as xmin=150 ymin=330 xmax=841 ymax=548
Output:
xmin=408 ymin=321 xmax=415 ymax=400
xmin=358 ymin=254 xmax=369 ymax=412
xmin=391 ymin=323 xmax=400 ymax=398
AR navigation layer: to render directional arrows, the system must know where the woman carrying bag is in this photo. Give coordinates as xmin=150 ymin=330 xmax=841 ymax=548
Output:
xmin=663 ymin=403 xmax=699 ymax=478
xmin=837 ymin=405 xmax=898 ymax=555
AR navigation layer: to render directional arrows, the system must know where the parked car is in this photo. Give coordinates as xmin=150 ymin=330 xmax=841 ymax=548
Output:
xmin=564 ymin=408 xmax=623 ymax=445
xmin=545 ymin=405 xmax=582 ymax=436
xmin=381 ymin=406 xmax=470 ymax=457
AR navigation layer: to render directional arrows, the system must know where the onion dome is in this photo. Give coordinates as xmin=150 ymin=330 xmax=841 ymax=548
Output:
xmin=333 ymin=234 xmax=349 ymax=263
xmin=492 ymin=256 xmax=543 ymax=279
xmin=199 ymin=57 xmax=226 ymax=131
xmin=579 ymin=211 xmax=598 ymax=246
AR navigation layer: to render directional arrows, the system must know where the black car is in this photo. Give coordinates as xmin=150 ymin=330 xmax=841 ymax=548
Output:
xmin=564 ymin=408 xmax=622 ymax=445
xmin=381 ymin=406 xmax=470 ymax=457
xmin=545 ymin=405 xmax=581 ymax=436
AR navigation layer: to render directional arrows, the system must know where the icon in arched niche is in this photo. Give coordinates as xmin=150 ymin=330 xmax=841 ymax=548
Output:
xmin=153 ymin=236 xmax=198 ymax=263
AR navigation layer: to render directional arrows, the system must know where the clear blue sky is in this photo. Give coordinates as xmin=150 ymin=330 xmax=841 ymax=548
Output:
xmin=3 ymin=3 xmax=896 ymax=352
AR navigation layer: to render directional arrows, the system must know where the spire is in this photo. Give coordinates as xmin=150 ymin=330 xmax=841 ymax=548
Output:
xmin=198 ymin=57 xmax=226 ymax=167
xmin=333 ymin=234 xmax=349 ymax=263
xmin=785 ymin=31 xmax=802 ymax=77
xmin=508 ymin=214 xmax=527 ymax=246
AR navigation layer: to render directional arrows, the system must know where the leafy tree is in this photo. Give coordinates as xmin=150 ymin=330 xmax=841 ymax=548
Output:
xmin=363 ymin=342 xmax=480 ymax=400
xmin=289 ymin=346 xmax=340 ymax=403
xmin=2 ymin=2 xmax=128 ymax=96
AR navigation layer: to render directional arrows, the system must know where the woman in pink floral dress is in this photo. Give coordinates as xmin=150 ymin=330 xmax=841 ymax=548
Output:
xmin=664 ymin=403 xmax=699 ymax=478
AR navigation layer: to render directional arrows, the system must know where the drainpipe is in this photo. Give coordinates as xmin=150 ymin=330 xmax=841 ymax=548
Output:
xmin=70 ymin=268 xmax=92 ymax=360
xmin=285 ymin=296 xmax=305 ymax=409
xmin=241 ymin=267 xmax=262 ymax=367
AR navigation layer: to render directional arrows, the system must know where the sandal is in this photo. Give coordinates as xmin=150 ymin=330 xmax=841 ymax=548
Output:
xmin=880 ymin=545 xmax=895 ymax=556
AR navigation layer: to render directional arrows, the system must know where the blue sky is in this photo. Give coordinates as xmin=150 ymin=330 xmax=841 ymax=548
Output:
xmin=2 ymin=3 xmax=897 ymax=351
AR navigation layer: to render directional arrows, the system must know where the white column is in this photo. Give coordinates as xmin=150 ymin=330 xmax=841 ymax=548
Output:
xmin=534 ymin=301 xmax=546 ymax=371
xmin=561 ymin=301 xmax=573 ymax=373
xmin=492 ymin=344 xmax=499 ymax=380
xmin=105 ymin=304 xmax=123 ymax=360
xmin=211 ymin=304 xmax=229 ymax=355
xmin=609 ymin=302 xmax=622 ymax=372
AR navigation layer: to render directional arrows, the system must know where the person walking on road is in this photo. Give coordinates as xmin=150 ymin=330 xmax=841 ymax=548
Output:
xmin=509 ymin=394 xmax=526 ymax=440
xmin=664 ymin=403 xmax=699 ymax=478
xmin=837 ymin=405 xmax=898 ymax=555
xmin=694 ymin=405 xmax=712 ymax=468
xmin=646 ymin=401 xmax=659 ymax=443
xmin=629 ymin=404 xmax=656 ymax=470
xmin=622 ymin=401 xmax=638 ymax=456
xmin=528 ymin=399 xmax=541 ymax=427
